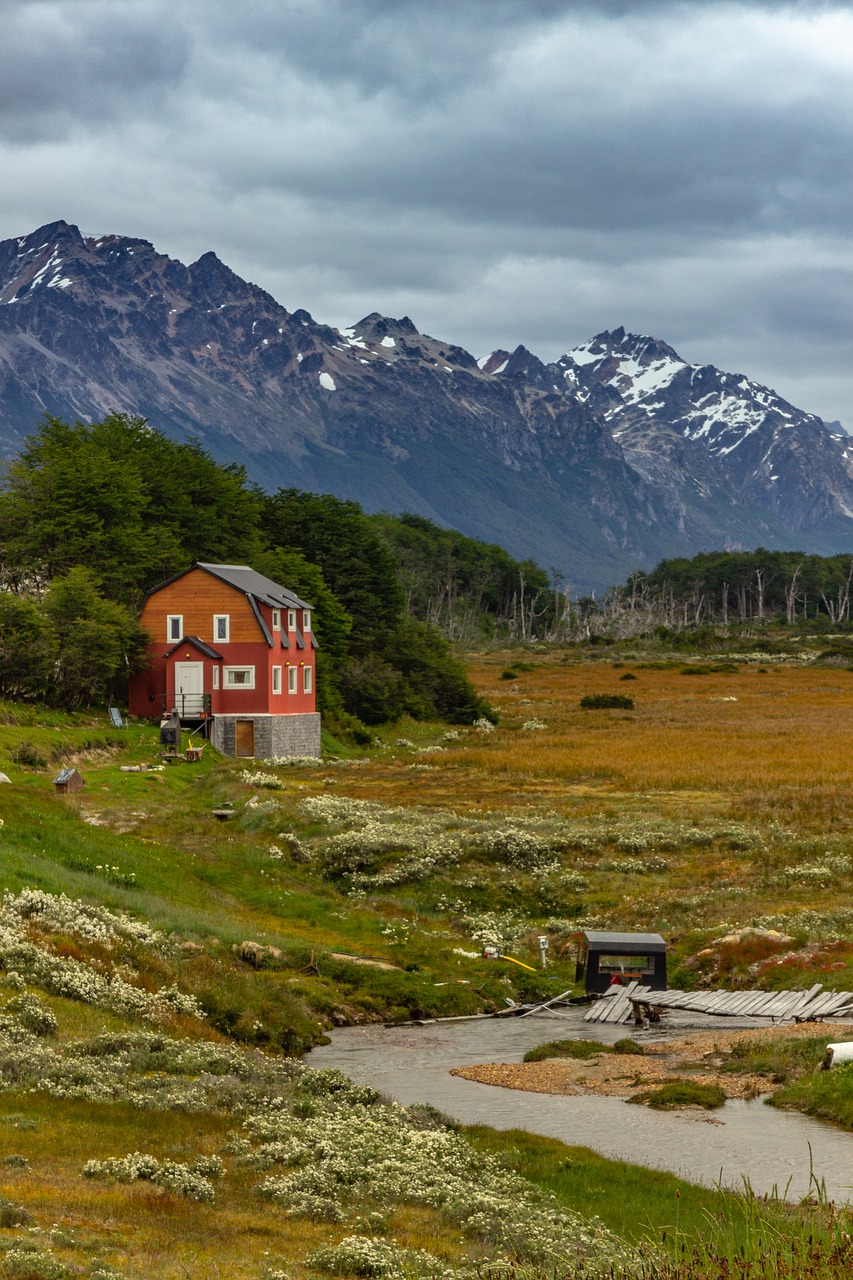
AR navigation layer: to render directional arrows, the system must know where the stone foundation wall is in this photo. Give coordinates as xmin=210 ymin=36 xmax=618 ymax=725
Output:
xmin=211 ymin=713 xmax=321 ymax=759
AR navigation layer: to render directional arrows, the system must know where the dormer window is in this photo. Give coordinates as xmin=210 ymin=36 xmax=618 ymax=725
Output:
xmin=167 ymin=615 xmax=182 ymax=642
xmin=272 ymin=609 xmax=281 ymax=631
xmin=303 ymin=610 xmax=311 ymax=633
xmin=287 ymin=609 xmax=296 ymax=631
xmin=213 ymin=614 xmax=230 ymax=643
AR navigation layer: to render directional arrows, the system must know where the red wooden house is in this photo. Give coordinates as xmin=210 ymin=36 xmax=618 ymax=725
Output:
xmin=128 ymin=563 xmax=320 ymax=758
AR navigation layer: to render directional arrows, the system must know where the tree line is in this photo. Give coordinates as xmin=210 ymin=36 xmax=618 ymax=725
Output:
xmin=0 ymin=414 xmax=500 ymax=727
xmin=564 ymin=549 xmax=853 ymax=644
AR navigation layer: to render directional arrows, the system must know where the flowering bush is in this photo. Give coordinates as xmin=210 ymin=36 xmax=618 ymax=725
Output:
xmin=249 ymin=1086 xmax=634 ymax=1275
xmin=82 ymin=1151 xmax=221 ymax=1202
xmin=2 ymin=994 xmax=57 ymax=1037
xmin=239 ymin=770 xmax=283 ymax=789
xmin=307 ymin=1234 xmax=451 ymax=1278
xmin=470 ymin=828 xmax=557 ymax=871
xmin=261 ymin=756 xmax=319 ymax=767
xmin=0 ymin=1026 xmax=301 ymax=1112
xmin=4 ymin=888 xmax=161 ymax=948
xmin=0 ymin=891 xmax=204 ymax=1024
xmin=1 ymin=1248 xmax=66 ymax=1279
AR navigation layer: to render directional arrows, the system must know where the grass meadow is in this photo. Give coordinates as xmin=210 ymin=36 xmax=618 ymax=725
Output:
xmin=1 ymin=650 xmax=853 ymax=1277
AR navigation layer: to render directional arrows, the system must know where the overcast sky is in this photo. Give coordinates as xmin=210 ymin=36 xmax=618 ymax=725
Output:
xmin=2 ymin=0 xmax=852 ymax=425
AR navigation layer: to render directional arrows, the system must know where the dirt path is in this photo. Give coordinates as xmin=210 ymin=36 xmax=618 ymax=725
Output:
xmin=450 ymin=1021 xmax=843 ymax=1100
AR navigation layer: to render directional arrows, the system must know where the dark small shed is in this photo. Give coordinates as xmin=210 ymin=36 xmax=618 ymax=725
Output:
xmin=54 ymin=767 xmax=84 ymax=795
xmin=576 ymin=930 xmax=667 ymax=996
xmin=159 ymin=711 xmax=181 ymax=748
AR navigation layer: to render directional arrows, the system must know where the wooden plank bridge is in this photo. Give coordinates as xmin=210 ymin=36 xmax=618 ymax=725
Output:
xmin=583 ymin=981 xmax=853 ymax=1026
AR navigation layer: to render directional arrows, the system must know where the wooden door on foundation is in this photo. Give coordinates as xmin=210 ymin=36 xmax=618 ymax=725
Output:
xmin=235 ymin=719 xmax=255 ymax=757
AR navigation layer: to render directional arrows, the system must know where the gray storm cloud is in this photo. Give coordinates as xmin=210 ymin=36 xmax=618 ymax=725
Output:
xmin=1 ymin=0 xmax=851 ymax=425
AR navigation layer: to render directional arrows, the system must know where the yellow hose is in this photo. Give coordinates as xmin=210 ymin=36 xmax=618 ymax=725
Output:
xmin=499 ymin=954 xmax=539 ymax=973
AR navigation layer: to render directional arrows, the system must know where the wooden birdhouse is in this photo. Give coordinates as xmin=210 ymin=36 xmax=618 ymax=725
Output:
xmin=53 ymin=767 xmax=84 ymax=795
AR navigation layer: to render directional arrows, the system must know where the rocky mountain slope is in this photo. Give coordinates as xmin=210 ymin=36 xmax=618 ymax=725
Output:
xmin=1 ymin=221 xmax=850 ymax=592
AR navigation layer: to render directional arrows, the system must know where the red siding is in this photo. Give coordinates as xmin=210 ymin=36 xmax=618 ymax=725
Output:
xmin=128 ymin=567 xmax=317 ymax=720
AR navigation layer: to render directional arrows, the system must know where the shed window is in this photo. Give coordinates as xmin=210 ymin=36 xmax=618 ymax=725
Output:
xmin=272 ymin=609 xmax=281 ymax=631
xmin=167 ymin=615 xmax=182 ymax=642
xmin=288 ymin=666 xmax=298 ymax=694
xmin=214 ymin=614 xmax=230 ymax=643
xmin=303 ymin=665 xmax=313 ymax=694
xmin=287 ymin=609 xmax=296 ymax=631
xmin=224 ymin=666 xmax=255 ymax=689
xmin=597 ymin=953 xmax=654 ymax=975
xmin=272 ymin=665 xmax=282 ymax=694
xmin=303 ymin=610 xmax=311 ymax=633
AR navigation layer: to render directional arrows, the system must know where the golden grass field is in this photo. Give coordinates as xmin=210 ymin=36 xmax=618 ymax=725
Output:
xmin=360 ymin=656 xmax=853 ymax=817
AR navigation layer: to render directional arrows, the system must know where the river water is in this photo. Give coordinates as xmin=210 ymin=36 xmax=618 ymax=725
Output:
xmin=309 ymin=1009 xmax=853 ymax=1204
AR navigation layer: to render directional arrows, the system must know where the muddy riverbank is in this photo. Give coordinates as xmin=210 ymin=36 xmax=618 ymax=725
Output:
xmin=451 ymin=1020 xmax=843 ymax=1100
xmin=309 ymin=1010 xmax=853 ymax=1202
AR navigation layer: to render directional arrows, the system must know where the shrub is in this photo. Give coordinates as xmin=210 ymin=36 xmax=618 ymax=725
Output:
xmin=500 ymin=668 xmax=519 ymax=680
xmin=0 ymin=1194 xmax=32 ymax=1226
xmin=523 ymin=1038 xmax=610 ymax=1063
xmin=628 ymin=1079 xmax=726 ymax=1109
xmin=613 ymin=1038 xmax=645 ymax=1055
xmin=1 ymin=1249 xmax=67 ymax=1280
xmin=82 ymin=1152 xmax=218 ymax=1202
xmin=5 ymin=993 xmax=59 ymax=1036
xmin=579 ymin=694 xmax=634 ymax=710
xmin=10 ymin=740 xmax=49 ymax=768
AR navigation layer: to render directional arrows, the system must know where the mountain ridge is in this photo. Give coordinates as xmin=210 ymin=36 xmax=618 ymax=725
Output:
xmin=0 ymin=220 xmax=850 ymax=592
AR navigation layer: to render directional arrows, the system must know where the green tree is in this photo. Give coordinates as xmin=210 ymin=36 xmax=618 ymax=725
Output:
xmin=0 ymin=595 xmax=56 ymax=700
xmin=263 ymin=490 xmax=404 ymax=649
xmin=42 ymin=568 xmax=149 ymax=710
xmin=263 ymin=490 xmax=492 ymax=726
xmin=0 ymin=414 xmax=263 ymax=604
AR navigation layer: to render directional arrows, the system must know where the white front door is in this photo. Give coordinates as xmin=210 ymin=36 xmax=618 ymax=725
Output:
xmin=174 ymin=662 xmax=204 ymax=715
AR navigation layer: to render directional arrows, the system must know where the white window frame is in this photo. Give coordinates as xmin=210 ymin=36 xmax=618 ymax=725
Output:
xmin=303 ymin=665 xmax=312 ymax=694
xmin=272 ymin=608 xmax=281 ymax=632
xmin=212 ymin=667 xmax=220 ymax=690
xmin=287 ymin=609 xmax=296 ymax=631
xmin=303 ymin=610 xmax=311 ymax=633
xmin=272 ymin=665 xmax=282 ymax=695
xmin=167 ymin=615 xmax=183 ymax=642
xmin=224 ymin=666 xmax=255 ymax=689
xmin=213 ymin=614 xmax=230 ymax=644
xmin=287 ymin=665 xmax=298 ymax=694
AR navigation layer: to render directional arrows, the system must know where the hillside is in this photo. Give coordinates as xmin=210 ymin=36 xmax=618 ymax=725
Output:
xmin=2 ymin=222 xmax=853 ymax=592
xmin=2 ymin=645 xmax=853 ymax=1274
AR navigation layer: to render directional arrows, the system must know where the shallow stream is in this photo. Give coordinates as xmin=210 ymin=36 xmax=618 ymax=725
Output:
xmin=309 ymin=1009 xmax=853 ymax=1204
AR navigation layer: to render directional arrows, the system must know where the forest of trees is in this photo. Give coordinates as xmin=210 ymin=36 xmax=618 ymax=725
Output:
xmin=0 ymin=414 xmax=497 ymax=727
xmin=626 ymin=550 xmax=853 ymax=627
xmin=568 ymin=549 xmax=853 ymax=643
xmin=367 ymin=513 xmax=559 ymax=643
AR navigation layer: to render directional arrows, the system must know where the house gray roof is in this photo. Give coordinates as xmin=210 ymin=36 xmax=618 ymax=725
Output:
xmin=196 ymin=564 xmax=312 ymax=610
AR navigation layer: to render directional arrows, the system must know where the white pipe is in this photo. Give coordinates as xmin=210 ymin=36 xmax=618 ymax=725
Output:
xmin=821 ymin=1042 xmax=853 ymax=1069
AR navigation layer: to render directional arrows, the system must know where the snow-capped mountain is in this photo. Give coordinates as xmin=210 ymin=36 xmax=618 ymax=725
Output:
xmin=558 ymin=328 xmax=853 ymax=537
xmin=0 ymin=222 xmax=851 ymax=591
